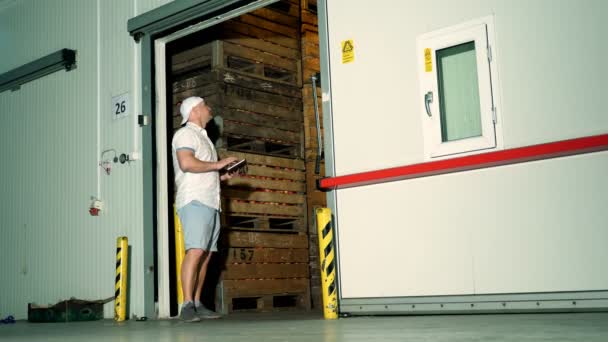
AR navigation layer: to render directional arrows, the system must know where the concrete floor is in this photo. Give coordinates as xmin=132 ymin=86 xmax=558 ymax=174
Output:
xmin=1 ymin=312 xmax=608 ymax=341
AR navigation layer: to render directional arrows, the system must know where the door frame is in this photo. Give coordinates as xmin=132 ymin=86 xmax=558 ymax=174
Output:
xmin=128 ymin=0 xmax=279 ymax=318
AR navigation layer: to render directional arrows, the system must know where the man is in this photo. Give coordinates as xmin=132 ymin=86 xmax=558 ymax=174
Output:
xmin=172 ymin=96 xmax=238 ymax=322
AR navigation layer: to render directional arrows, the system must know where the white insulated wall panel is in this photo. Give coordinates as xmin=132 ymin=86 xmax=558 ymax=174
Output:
xmin=337 ymin=151 xmax=608 ymax=298
xmin=0 ymin=0 xmax=102 ymax=320
xmin=323 ymin=0 xmax=608 ymax=299
xmin=0 ymin=0 xmax=174 ymax=319
xmin=325 ymin=0 xmax=608 ymax=175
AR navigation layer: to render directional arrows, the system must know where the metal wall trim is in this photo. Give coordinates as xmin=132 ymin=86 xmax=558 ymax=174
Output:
xmin=134 ymin=0 xmax=279 ymax=318
xmin=317 ymin=0 xmax=343 ymax=305
xmin=128 ymin=0 xmax=248 ymax=40
xmin=139 ymin=34 xmax=156 ymax=319
xmin=340 ymin=291 xmax=608 ymax=315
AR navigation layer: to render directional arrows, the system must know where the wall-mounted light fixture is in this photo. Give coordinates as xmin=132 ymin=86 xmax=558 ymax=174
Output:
xmin=0 ymin=48 xmax=77 ymax=93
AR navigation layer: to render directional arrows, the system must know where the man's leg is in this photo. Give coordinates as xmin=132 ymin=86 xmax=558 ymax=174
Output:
xmin=193 ymin=251 xmax=220 ymax=318
xmin=193 ymin=250 xmax=212 ymax=304
xmin=192 ymin=208 xmax=222 ymax=319
xmin=179 ymin=248 xmax=203 ymax=322
xmin=181 ymin=248 xmax=204 ymax=303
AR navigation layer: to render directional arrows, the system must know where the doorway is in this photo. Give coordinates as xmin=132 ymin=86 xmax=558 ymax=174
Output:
xmin=149 ymin=0 xmax=325 ymax=318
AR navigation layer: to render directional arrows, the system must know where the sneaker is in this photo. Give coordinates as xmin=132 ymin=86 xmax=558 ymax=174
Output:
xmin=196 ymin=305 xmax=222 ymax=319
xmin=180 ymin=302 xmax=200 ymax=322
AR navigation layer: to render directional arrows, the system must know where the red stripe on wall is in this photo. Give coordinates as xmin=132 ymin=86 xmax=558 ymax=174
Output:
xmin=318 ymin=134 xmax=608 ymax=191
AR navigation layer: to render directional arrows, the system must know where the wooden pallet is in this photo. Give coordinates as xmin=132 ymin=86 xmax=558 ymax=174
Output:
xmin=172 ymin=68 xmax=304 ymax=158
xmin=302 ymin=41 xmax=319 ymax=58
xmin=301 ymin=0 xmax=317 ymax=14
xmin=221 ymin=292 xmax=309 ymax=313
xmin=216 ymin=278 xmax=311 ymax=314
xmin=224 ymin=231 xmax=308 ymax=249
xmin=220 ymin=19 xmax=299 ymax=51
xmin=220 ymin=153 xmax=306 ymax=189
xmin=174 ymin=92 xmax=302 ymax=125
xmin=220 ymin=149 xmax=306 ymax=177
xmin=220 ymin=149 xmax=305 ymax=169
xmin=222 ymin=262 xmax=309 ymax=280
xmin=219 ymin=150 xmax=307 ymax=218
xmin=223 ymin=198 xmax=304 ymax=216
xmin=253 ymin=3 xmax=300 ymax=26
xmin=301 ymin=10 xmax=318 ymax=27
xmin=222 ymin=213 xmax=306 ymax=233
xmin=173 ymin=74 xmax=302 ymax=110
xmin=219 ymin=29 xmax=300 ymax=60
xmin=219 ymin=135 xmax=302 ymax=159
xmin=173 ymin=40 xmax=301 ymax=85
xmin=237 ymin=13 xmax=299 ymax=38
xmin=224 ymin=247 xmax=308 ymax=263
xmin=174 ymin=68 xmax=302 ymax=98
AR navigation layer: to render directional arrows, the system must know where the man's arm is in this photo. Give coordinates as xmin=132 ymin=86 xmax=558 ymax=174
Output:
xmin=176 ymin=149 xmax=237 ymax=173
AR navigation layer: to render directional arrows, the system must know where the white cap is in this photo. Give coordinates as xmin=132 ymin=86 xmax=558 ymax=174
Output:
xmin=179 ymin=96 xmax=204 ymax=125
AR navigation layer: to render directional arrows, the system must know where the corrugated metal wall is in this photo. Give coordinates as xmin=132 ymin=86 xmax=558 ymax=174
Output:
xmin=0 ymin=0 xmax=173 ymax=319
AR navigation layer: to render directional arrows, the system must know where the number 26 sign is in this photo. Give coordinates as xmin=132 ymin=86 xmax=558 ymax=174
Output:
xmin=112 ymin=93 xmax=130 ymax=120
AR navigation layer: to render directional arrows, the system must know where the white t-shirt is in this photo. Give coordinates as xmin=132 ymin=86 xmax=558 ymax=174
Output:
xmin=171 ymin=122 xmax=220 ymax=210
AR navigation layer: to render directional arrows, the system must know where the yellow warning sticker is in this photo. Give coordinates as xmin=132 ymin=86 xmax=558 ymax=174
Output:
xmin=341 ymin=39 xmax=355 ymax=64
xmin=424 ymin=48 xmax=432 ymax=72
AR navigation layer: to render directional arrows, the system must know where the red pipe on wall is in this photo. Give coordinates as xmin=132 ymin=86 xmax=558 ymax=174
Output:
xmin=318 ymin=134 xmax=608 ymax=191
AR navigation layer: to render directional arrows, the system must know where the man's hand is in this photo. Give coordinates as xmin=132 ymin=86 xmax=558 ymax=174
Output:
xmin=220 ymin=172 xmax=235 ymax=181
xmin=217 ymin=157 xmax=239 ymax=171
xmin=219 ymin=157 xmax=240 ymax=181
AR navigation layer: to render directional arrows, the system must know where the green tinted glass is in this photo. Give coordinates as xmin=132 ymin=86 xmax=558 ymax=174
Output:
xmin=436 ymin=41 xmax=482 ymax=142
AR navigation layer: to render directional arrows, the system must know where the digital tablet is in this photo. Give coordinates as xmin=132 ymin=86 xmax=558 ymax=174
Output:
xmin=222 ymin=159 xmax=247 ymax=174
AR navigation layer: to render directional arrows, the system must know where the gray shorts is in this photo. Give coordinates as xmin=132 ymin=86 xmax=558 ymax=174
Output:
xmin=177 ymin=200 xmax=220 ymax=252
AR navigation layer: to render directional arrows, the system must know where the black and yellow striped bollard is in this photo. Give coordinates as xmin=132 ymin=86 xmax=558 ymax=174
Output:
xmin=114 ymin=236 xmax=128 ymax=322
xmin=316 ymin=208 xmax=338 ymax=319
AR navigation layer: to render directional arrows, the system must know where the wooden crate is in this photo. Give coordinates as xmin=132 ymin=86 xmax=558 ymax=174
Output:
xmin=252 ymin=3 xmax=300 ymax=25
xmin=223 ymin=231 xmax=308 ymax=249
xmin=222 ymin=214 xmax=305 ymax=233
xmin=222 ymin=262 xmax=309 ymax=280
xmin=301 ymin=0 xmax=317 ymax=14
xmin=215 ymin=229 xmax=311 ymax=314
xmin=219 ymin=29 xmax=300 ymax=60
xmin=216 ymin=278 xmax=311 ymax=314
xmin=172 ymin=40 xmax=301 ymax=86
xmin=218 ymin=150 xmax=307 ymax=227
xmin=172 ymin=66 xmax=304 ymax=158
xmin=224 ymin=247 xmax=308 ymax=263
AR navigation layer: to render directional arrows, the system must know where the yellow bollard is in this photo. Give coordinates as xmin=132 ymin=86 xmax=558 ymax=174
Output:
xmin=174 ymin=205 xmax=186 ymax=305
xmin=114 ymin=236 xmax=128 ymax=322
xmin=316 ymin=208 xmax=338 ymax=319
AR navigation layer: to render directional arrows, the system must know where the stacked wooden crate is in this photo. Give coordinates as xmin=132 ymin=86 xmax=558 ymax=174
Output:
xmin=216 ymin=150 xmax=310 ymax=313
xmin=171 ymin=0 xmax=313 ymax=314
xmin=300 ymin=0 xmax=325 ymax=309
xmin=171 ymin=40 xmax=302 ymax=157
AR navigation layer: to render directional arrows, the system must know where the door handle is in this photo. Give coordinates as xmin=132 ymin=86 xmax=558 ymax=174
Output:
xmin=424 ymin=91 xmax=433 ymax=117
